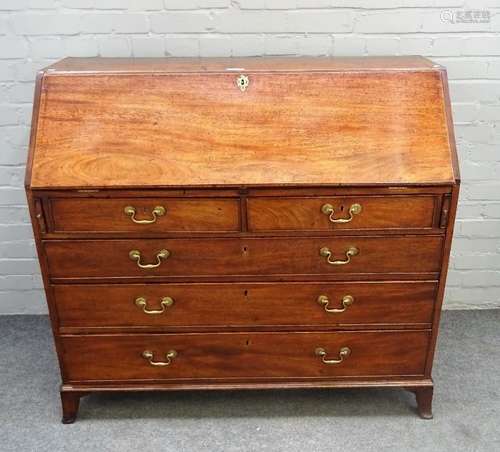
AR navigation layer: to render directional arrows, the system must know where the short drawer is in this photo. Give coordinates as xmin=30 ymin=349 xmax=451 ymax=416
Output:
xmin=61 ymin=331 xmax=430 ymax=382
xmin=44 ymin=236 xmax=444 ymax=279
xmin=247 ymin=196 xmax=437 ymax=231
xmin=48 ymin=197 xmax=240 ymax=233
xmin=55 ymin=282 xmax=437 ymax=329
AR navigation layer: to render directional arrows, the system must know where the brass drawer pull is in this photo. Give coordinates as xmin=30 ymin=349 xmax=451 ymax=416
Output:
xmin=319 ymin=246 xmax=358 ymax=265
xmin=142 ymin=350 xmax=177 ymax=367
xmin=124 ymin=205 xmax=166 ymax=224
xmin=321 ymin=203 xmax=362 ymax=224
xmin=317 ymin=294 xmax=354 ymax=313
xmin=315 ymin=346 xmax=351 ymax=365
xmin=135 ymin=296 xmax=174 ymax=314
xmin=129 ymin=249 xmax=170 ymax=269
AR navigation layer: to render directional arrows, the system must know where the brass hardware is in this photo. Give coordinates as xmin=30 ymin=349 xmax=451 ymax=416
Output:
xmin=236 ymin=74 xmax=249 ymax=92
xmin=129 ymin=249 xmax=170 ymax=269
xmin=317 ymin=294 xmax=354 ymax=313
xmin=141 ymin=350 xmax=177 ymax=367
xmin=124 ymin=205 xmax=166 ymax=224
xmin=315 ymin=346 xmax=351 ymax=365
xmin=135 ymin=296 xmax=174 ymax=315
xmin=321 ymin=203 xmax=362 ymax=224
xmin=319 ymin=246 xmax=358 ymax=265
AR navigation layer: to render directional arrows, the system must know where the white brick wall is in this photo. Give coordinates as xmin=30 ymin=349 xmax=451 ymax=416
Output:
xmin=0 ymin=1 xmax=499 ymax=314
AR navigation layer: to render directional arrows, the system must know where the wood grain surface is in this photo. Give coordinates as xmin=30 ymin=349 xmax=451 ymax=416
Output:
xmin=44 ymin=56 xmax=438 ymax=73
xmin=60 ymin=330 xmax=430 ymax=381
xmin=24 ymin=57 xmax=460 ymax=422
xmin=54 ymin=281 xmax=437 ymax=329
xmin=49 ymin=197 xmax=240 ymax=233
xmin=44 ymin=236 xmax=444 ymax=278
xmin=30 ymin=69 xmax=454 ymax=188
xmin=247 ymin=195 xmax=437 ymax=231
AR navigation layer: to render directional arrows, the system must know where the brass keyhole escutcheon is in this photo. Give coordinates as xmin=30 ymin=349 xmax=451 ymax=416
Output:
xmin=236 ymin=74 xmax=249 ymax=92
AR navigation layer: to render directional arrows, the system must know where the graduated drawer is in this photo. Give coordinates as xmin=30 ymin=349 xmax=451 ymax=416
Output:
xmin=44 ymin=236 xmax=443 ymax=279
xmin=47 ymin=197 xmax=240 ymax=233
xmin=247 ymin=195 xmax=437 ymax=232
xmin=60 ymin=331 xmax=430 ymax=382
xmin=55 ymin=282 xmax=437 ymax=329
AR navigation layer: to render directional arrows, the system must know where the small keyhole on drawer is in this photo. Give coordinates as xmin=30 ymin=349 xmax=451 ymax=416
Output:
xmin=242 ymin=246 xmax=248 ymax=254
xmin=340 ymin=205 xmax=344 ymax=212
xmin=245 ymin=339 xmax=251 ymax=346
xmin=244 ymin=289 xmax=249 ymax=298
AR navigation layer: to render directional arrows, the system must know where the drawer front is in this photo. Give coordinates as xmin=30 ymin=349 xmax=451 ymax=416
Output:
xmin=61 ymin=331 xmax=430 ymax=381
xmin=55 ymin=282 xmax=437 ymax=328
xmin=247 ymin=196 xmax=436 ymax=231
xmin=49 ymin=197 xmax=240 ymax=233
xmin=44 ymin=236 xmax=443 ymax=279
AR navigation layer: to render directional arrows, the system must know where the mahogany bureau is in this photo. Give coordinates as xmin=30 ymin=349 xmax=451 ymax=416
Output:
xmin=25 ymin=57 xmax=460 ymax=423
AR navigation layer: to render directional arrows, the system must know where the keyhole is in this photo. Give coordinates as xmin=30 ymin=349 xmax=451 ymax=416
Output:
xmin=340 ymin=205 xmax=344 ymax=212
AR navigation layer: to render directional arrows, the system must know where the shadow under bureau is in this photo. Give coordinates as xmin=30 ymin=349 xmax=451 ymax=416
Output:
xmin=25 ymin=56 xmax=460 ymax=423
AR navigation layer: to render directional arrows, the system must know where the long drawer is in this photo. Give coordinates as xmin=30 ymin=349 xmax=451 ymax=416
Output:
xmin=54 ymin=282 xmax=437 ymax=329
xmin=44 ymin=236 xmax=444 ymax=279
xmin=60 ymin=331 xmax=430 ymax=381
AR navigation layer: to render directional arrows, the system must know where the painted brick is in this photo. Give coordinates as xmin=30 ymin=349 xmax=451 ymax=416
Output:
xmin=230 ymin=35 xmax=266 ymax=57
xmin=29 ymin=37 xmax=65 ymax=58
xmin=400 ymin=37 xmax=433 ymax=55
xmin=452 ymin=103 xmax=478 ymax=123
xmin=264 ymin=35 xmax=298 ymax=55
xmin=64 ymin=37 xmax=99 ymax=56
xmin=333 ymin=37 xmax=366 ymax=57
xmin=164 ymin=0 xmax=230 ymax=8
xmin=0 ymin=275 xmax=43 ymax=291
xmin=164 ymin=36 xmax=199 ymax=56
xmin=458 ymin=220 xmax=500 ymax=237
xmin=0 ymin=259 xmax=41 ymax=275
xmin=463 ymin=37 xmax=500 ymax=56
xmin=297 ymin=35 xmax=332 ymax=56
xmin=131 ymin=36 xmax=165 ymax=56
xmin=0 ymin=38 xmax=29 ymax=58
xmin=0 ymin=1 xmax=29 ymax=11
xmin=287 ymin=11 xmax=353 ymax=33
xmin=98 ymin=37 xmax=132 ymax=56
xmin=93 ymin=0 xmax=129 ymax=8
xmin=0 ymin=207 xmax=30 ymax=224
xmin=12 ymin=13 xmax=81 ymax=35
xmin=356 ymin=11 xmax=422 ymax=33
xmin=1 ymin=1 xmax=500 ymax=314
xmin=431 ymin=37 xmax=462 ymax=56
xmin=151 ymin=12 xmax=213 ymax=33
xmin=199 ymin=35 xmax=232 ymax=56
xmin=29 ymin=0 xmax=58 ymax=8
xmin=366 ymin=37 xmax=400 ymax=55
xmin=214 ymin=11 xmax=289 ymax=33
xmin=62 ymin=0 xmax=95 ymax=8
xmin=454 ymin=254 xmax=500 ymax=270
xmin=128 ymin=0 xmax=164 ymax=11
xmin=468 ymin=183 xmax=500 ymax=201
xmin=0 ymin=291 xmax=47 ymax=315
xmin=0 ymin=241 xmax=37 ymax=259
xmin=81 ymin=13 xmax=149 ymax=33
xmin=461 ymin=161 xmax=498 ymax=180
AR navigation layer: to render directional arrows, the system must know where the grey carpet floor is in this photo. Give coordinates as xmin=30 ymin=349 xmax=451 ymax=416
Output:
xmin=0 ymin=311 xmax=499 ymax=452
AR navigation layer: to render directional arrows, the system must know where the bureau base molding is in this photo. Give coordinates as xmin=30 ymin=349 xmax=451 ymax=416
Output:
xmin=26 ymin=56 xmax=459 ymax=423
xmin=60 ymin=379 xmax=434 ymax=424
